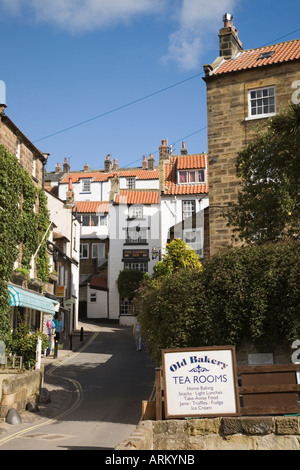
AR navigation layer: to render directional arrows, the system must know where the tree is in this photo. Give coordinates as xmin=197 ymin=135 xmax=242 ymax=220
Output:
xmin=226 ymin=103 xmax=300 ymax=243
xmin=136 ymin=241 xmax=300 ymax=365
xmin=152 ymin=238 xmax=202 ymax=279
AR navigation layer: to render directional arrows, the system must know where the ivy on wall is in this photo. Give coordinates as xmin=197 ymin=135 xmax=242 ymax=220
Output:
xmin=0 ymin=144 xmax=50 ymax=336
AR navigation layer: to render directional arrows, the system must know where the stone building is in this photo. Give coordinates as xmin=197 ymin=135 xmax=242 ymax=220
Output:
xmin=203 ymin=14 xmax=300 ymax=255
xmin=0 ymin=90 xmax=60 ymax=333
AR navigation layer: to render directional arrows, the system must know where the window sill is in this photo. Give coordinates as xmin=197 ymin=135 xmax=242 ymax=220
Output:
xmin=245 ymin=112 xmax=276 ymax=122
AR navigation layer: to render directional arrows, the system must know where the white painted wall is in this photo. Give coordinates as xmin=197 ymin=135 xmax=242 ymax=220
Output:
xmin=87 ymin=285 xmax=108 ymax=319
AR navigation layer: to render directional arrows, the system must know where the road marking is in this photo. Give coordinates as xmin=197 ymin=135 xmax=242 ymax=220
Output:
xmin=0 ymin=332 xmax=99 ymax=447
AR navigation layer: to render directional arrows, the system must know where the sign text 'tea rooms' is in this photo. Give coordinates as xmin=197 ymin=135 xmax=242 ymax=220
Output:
xmin=162 ymin=346 xmax=240 ymax=418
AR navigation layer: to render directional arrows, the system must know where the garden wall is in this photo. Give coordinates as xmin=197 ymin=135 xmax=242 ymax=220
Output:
xmin=0 ymin=369 xmax=43 ymax=419
xmin=116 ymin=416 xmax=300 ymax=450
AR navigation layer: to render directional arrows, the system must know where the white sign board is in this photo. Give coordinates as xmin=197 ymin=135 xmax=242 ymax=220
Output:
xmin=162 ymin=346 xmax=240 ymax=418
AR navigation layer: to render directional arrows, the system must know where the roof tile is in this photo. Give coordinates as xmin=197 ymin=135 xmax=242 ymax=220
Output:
xmin=164 ymin=155 xmax=209 ymax=195
xmin=115 ymin=190 xmax=159 ymax=205
xmin=74 ymin=201 xmax=110 ymax=213
xmin=213 ymin=39 xmax=300 ymax=76
xmin=61 ymin=168 xmax=159 ymax=184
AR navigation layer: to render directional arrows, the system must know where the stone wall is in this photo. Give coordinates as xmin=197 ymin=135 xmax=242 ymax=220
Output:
xmin=116 ymin=416 xmax=300 ymax=450
xmin=0 ymin=369 xmax=43 ymax=419
xmin=205 ymin=62 xmax=300 ymax=256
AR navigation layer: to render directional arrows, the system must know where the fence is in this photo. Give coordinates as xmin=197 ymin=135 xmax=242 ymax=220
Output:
xmin=154 ymin=363 xmax=300 ymax=420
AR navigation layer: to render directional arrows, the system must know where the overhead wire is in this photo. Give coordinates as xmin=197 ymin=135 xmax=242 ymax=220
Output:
xmin=33 ymin=72 xmax=203 ymax=144
xmin=34 ymin=26 xmax=299 ymax=169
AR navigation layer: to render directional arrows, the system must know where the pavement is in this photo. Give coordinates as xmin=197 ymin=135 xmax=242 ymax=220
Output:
xmin=0 ymin=320 xmax=119 ymax=441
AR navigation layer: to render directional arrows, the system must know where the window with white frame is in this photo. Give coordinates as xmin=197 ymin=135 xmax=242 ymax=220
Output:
xmin=81 ymin=178 xmax=91 ymax=192
xmin=80 ymin=213 xmax=107 ymax=226
xmin=183 ymin=229 xmax=203 ymax=258
xmin=32 ymin=157 xmax=36 ymax=178
xmin=80 ymin=243 xmax=89 ymax=259
xmin=248 ymin=86 xmax=276 ymax=118
xmin=178 ymin=170 xmax=205 ymax=184
xmin=126 ymin=177 xmax=136 ymax=189
xmin=128 ymin=205 xmax=143 ymax=219
xmin=124 ymin=262 xmax=148 ymax=272
xmin=126 ymin=228 xmax=147 ymax=244
xmin=120 ymin=298 xmax=133 ymax=316
xmin=182 ymin=200 xmax=195 ymax=220
xmin=92 ymin=243 xmax=105 ymax=259
xmin=16 ymin=139 xmax=21 ymax=161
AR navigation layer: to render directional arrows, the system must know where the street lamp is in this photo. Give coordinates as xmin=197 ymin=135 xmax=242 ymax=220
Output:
xmin=151 ymin=246 xmax=161 ymax=260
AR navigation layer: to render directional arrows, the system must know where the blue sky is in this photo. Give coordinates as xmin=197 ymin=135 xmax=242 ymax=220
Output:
xmin=0 ymin=0 xmax=299 ymax=172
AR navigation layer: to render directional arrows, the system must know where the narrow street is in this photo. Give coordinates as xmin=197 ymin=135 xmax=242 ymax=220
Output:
xmin=0 ymin=322 xmax=155 ymax=450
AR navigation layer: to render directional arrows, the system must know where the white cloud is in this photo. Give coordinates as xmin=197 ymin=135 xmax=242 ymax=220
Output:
xmin=0 ymin=0 xmax=239 ymax=69
xmin=0 ymin=0 xmax=165 ymax=33
xmin=162 ymin=0 xmax=239 ymax=70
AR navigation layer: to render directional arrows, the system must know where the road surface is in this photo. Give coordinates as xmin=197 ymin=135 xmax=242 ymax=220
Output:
xmin=0 ymin=322 xmax=155 ymax=450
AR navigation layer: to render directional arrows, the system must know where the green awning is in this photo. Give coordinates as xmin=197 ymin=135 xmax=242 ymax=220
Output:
xmin=8 ymin=285 xmax=59 ymax=315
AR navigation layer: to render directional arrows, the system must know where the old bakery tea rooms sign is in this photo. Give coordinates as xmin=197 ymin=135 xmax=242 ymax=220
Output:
xmin=162 ymin=346 xmax=240 ymax=418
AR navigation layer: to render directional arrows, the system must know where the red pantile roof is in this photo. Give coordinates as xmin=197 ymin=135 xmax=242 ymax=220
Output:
xmin=61 ymin=172 xmax=109 ymax=183
xmin=164 ymin=155 xmax=209 ymax=195
xmin=74 ymin=201 xmax=110 ymax=213
xmin=176 ymin=154 xmax=207 ymax=170
xmin=61 ymin=168 xmax=159 ymax=184
xmin=90 ymin=276 xmax=108 ymax=290
xmin=213 ymin=39 xmax=300 ymax=76
xmin=114 ymin=190 xmax=159 ymax=205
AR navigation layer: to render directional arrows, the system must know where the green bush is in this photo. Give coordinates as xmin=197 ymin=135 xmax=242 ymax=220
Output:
xmin=136 ymin=241 xmax=300 ymax=365
xmin=6 ymin=316 xmax=49 ymax=369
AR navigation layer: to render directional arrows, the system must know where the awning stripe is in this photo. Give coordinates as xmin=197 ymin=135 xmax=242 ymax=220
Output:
xmin=8 ymin=285 xmax=59 ymax=315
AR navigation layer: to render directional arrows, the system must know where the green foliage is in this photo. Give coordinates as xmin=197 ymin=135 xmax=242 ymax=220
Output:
xmin=117 ymin=270 xmax=145 ymax=299
xmin=152 ymin=239 xmax=203 ymax=279
xmin=136 ymin=241 xmax=300 ymax=365
xmin=225 ymin=103 xmax=300 ymax=243
xmin=5 ymin=315 xmax=49 ymax=369
xmin=0 ymin=145 xmax=51 ymax=335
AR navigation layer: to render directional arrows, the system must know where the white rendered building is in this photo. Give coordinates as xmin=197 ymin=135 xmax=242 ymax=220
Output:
xmin=56 ymin=141 xmax=208 ymax=324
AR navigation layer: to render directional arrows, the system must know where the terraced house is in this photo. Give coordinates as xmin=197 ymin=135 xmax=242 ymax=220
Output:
xmin=51 ymin=141 xmax=209 ymax=324
xmin=203 ymin=14 xmax=300 ymax=255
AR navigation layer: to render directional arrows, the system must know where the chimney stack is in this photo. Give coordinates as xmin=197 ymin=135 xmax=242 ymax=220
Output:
xmin=219 ymin=13 xmax=243 ymax=58
xmin=148 ymin=154 xmax=155 ymax=171
xmin=55 ymin=162 xmax=62 ymax=174
xmin=84 ymin=163 xmax=90 ymax=172
xmin=104 ymin=154 xmax=112 ymax=172
xmin=181 ymin=141 xmax=188 ymax=155
xmin=142 ymin=155 xmax=148 ymax=170
xmin=159 ymin=139 xmax=169 ymax=161
xmin=63 ymin=157 xmax=70 ymax=173
xmin=113 ymin=159 xmax=119 ymax=171
xmin=65 ymin=176 xmax=75 ymax=206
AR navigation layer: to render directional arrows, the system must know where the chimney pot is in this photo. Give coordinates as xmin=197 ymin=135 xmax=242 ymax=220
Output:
xmin=84 ymin=163 xmax=90 ymax=172
xmin=159 ymin=139 xmax=169 ymax=161
xmin=55 ymin=162 xmax=62 ymax=173
xmin=104 ymin=154 xmax=112 ymax=172
xmin=63 ymin=157 xmax=70 ymax=173
xmin=181 ymin=141 xmax=188 ymax=155
xmin=142 ymin=155 xmax=148 ymax=169
xmin=148 ymin=154 xmax=155 ymax=170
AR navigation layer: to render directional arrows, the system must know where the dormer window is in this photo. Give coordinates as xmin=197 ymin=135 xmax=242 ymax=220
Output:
xmin=178 ymin=170 xmax=205 ymax=184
